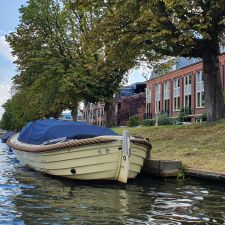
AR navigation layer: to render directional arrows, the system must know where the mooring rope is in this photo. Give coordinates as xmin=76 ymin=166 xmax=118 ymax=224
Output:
xmin=7 ymin=135 xmax=152 ymax=154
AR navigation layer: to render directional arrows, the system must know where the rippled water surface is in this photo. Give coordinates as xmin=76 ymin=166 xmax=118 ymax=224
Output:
xmin=1 ymin=141 xmax=225 ymax=225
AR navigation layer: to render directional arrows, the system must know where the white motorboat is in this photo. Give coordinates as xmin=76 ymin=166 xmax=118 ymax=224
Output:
xmin=7 ymin=120 xmax=151 ymax=184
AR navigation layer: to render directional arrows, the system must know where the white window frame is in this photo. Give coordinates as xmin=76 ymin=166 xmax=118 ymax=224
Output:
xmin=155 ymin=84 xmax=161 ymax=114
xmin=163 ymin=81 xmax=170 ymax=113
xmin=173 ymin=97 xmax=180 ymax=111
xmin=164 ymin=81 xmax=170 ymax=100
xmin=196 ymin=71 xmax=204 ymax=108
xmin=184 ymin=74 xmax=192 ymax=95
xmin=146 ymin=88 xmax=151 ymax=115
xmin=173 ymin=78 xmax=180 ymax=111
xmin=184 ymin=74 xmax=192 ymax=109
xmin=146 ymin=88 xmax=151 ymax=104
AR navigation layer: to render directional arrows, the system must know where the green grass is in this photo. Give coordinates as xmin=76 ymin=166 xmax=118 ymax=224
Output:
xmin=113 ymin=120 xmax=225 ymax=173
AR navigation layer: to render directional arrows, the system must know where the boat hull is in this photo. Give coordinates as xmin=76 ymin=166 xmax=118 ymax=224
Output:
xmin=12 ymin=140 xmax=148 ymax=181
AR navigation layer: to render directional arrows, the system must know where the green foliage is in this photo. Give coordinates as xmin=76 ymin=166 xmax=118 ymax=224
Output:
xmin=6 ymin=0 xmax=81 ymax=123
xmin=176 ymin=165 xmax=186 ymax=185
xmin=98 ymin=0 xmax=225 ymax=58
xmin=0 ymin=93 xmax=37 ymax=130
xmin=4 ymin=0 xmax=225 ymax=127
xmin=128 ymin=115 xmax=139 ymax=127
xmin=179 ymin=108 xmax=191 ymax=122
xmin=141 ymin=115 xmax=174 ymax=126
xmin=158 ymin=113 xmax=172 ymax=125
xmin=0 ymin=111 xmax=14 ymax=131
xmin=94 ymin=0 xmax=225 ymax=121
xmin=151 ymin=58 xmax=175 ymax=78
xmin=201 ymin=113 xmax=207 ymax=122
xmin=176 ymin=170 xmax=185 ymax=185
xmin=5 ymin=0 xmax=130 ymax=127
xmin=142 ymin=119 xmax=155 ymax=127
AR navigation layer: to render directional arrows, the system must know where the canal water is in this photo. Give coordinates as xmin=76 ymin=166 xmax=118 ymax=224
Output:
xmin=0 ymin=141 xmax=225 ymax=225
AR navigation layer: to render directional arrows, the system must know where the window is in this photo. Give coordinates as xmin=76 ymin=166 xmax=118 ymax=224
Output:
xmin=146 ymin=88 xmax=151 ymax=104
xmin=164 ymin=99 xmax=170 ymax=114
xmin=174 ymin=97 xmax=180 ymax=111
xmin=184 ymin=74 xmax=192 ymax=111
xmin=155 ymin=84 xmax=161 ymax=114
xmin=184 ymin=95 xmax=191 ymax=110
xmin=184 ymin=74 xmax=191 ymax=95
xmin=196 ymin=71 xmax=204 ymax=108
xmin=164 ymin=81 xmax=170 ymax=100
xmin=173 ymin=78 xmax=180 ymax=111
xmin=146 ymin=88 xmax=151 ymax=118
xmin=164 ymin=81 xmax=170 ymax=114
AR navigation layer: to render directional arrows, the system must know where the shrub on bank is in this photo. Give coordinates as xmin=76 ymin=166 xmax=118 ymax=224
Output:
xmin=158 ymin=113 xmax=173 ymax=125
xmin=179 ymin=108 xmax=192 ymax=122
xmin=201 ymin=112 xmax=207 ymax=122
xmin=142 ymin=119 xmax=155 ymax=126
xmin=142 ymin=114 xmax=174 ymax=126
xmin=128 ymin=115 xmax=139 ymax=127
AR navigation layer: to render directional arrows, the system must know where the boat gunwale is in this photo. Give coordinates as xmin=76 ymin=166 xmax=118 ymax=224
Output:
xmin=7 ymin=134 xmax=152 ymax=153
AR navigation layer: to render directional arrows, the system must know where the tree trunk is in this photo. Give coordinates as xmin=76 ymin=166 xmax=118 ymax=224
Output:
xmin=71 ymin=105 xmax=78 ymax=121
xmin=104 ymin=100 xmax=115 ymax=128
xmin=202 ymin=46 xmax=225 ymax=121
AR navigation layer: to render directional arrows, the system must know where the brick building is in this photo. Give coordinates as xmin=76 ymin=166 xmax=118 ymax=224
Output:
xmin=83 ymin=82 xmax=146 ymax=126
xmin=146 ymin=54 xmax=225 ymax=122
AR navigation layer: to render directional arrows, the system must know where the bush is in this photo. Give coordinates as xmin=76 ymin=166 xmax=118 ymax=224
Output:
xmin=128 ymin=115 xmax=139 ymax=127
xmin=142 ymin=119 xmax=155 ymax=126
xmin=201 ymin=112 xmax=207 ymax=122
xmin=179 ymin=108 xmax=191 ymax=122
xmin=158 ymin=113 xmax=173 ymax=125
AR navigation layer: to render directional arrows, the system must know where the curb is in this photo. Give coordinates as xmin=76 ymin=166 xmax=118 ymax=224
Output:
xmin=184 ymin=169 xmax=225 ymax=183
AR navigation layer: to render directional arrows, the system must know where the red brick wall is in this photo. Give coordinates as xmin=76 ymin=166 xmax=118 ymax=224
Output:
xmin=147 ymin=54 xmax=225 ymax=121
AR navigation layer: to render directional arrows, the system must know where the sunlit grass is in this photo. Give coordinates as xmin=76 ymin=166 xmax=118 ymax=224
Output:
xmin=113 ymin=119 xmax=225 ymax=173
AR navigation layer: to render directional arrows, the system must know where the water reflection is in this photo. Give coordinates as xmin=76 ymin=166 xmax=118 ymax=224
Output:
xmin=0 ymin=141 xmax=225 ymax=224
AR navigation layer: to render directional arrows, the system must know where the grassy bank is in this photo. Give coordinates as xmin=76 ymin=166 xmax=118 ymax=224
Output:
xmin=113 ymin=120 xmax=225 ymax=173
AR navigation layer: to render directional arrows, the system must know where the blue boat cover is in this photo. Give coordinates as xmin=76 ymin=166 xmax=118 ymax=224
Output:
xmin=0 ymin=131 xmax=16 ymax=143
xmin=18 ymin=119 xmax=117 ymax=145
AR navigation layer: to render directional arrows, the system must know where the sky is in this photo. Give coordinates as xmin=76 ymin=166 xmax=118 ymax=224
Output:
xmin=0 ymin=0 xmax=27 ymax=119
xmin=0 ymin=0 xmax=146 ymax=120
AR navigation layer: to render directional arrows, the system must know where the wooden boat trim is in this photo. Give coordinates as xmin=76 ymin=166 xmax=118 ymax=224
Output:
xmin=7 ymin=134 xmax=152 ymax=153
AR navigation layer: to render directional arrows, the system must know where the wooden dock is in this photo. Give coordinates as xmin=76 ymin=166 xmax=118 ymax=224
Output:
xmin=142 ymin=159 xmax=182 ymax=177
xmin=142 ymin=160 xmax=225 ymax=183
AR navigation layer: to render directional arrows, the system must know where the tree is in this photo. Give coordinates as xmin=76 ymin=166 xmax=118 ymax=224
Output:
xmin=7 ymin=0 xmax=84 ymax=121
xmin=117 ymin=93 xmax=146 ymax=126
xmin=95 ymin=0 xmax=225 ymax=121
xmin=6 ymin=0 xmax=136 ymax=127
xmin=73 ymin=1 xmax=140 ymax=127
xmin=0 ymin=94 xmax=31 ymax=130
xmin=0 ymin=103 xmax=15 ymax=131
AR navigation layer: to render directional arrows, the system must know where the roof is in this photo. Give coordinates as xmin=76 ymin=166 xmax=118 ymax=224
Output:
xmin=148 ymin=53 xmax=225 ymax=83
